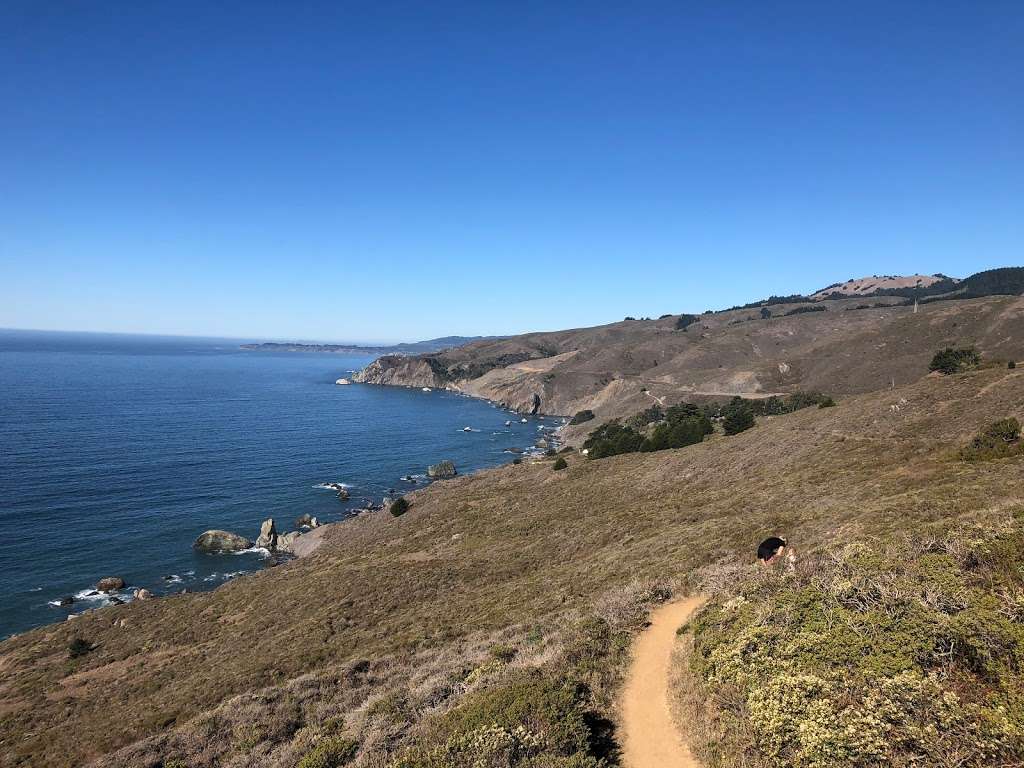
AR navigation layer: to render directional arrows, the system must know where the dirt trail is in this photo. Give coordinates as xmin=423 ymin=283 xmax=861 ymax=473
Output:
xmin=620 ymin=596 xmax=706 ymax=768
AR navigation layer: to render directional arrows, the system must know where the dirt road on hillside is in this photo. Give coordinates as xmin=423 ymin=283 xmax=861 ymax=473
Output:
xmin=620 ymin=596 xmax=706 ymax=768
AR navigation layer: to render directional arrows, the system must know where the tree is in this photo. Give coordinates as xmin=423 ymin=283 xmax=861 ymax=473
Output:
xmin=553 ymin=457 xmax=568 ymax=471
xmin=723 ymin=399 xmax=755 ymax=435
xmin=929 ymin=347 xmax=980 ymax=375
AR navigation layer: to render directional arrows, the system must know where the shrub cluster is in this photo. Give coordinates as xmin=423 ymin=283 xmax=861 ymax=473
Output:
xmin=568 ymin=409 xmax=595 ymax=426
xmin=583 ymin=403 xmax=713 ymax=459
xmin=298 ymin=736 xmax=359 ymax=768
xmin=685 ymin=521 xmax=1024 ymax=768
xmin=68 ymin=638 xmax=91 ymax=659
xmin=675 ymin=314 xmax=700 ymax=330
xmin=389 ymin=497 xmax=410 ymax=517
xmin=929 ymin=346 xmax=981 ymax=375
xmin=552 ymin=457 xmax=568 ymax=471
xmin=960 ymin=417 xmax=1023 ymax=462
xmin=783 ymin=304 xmax=827 ymax=316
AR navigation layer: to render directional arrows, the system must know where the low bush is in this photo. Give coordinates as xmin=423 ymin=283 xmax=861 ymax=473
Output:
xmin=297 ymin=736 xmax=359 ymax=768
xmin=68 ymin=638 xmax=91 ymax=659
xmin=929 ymin=346 xmax=981 ymax=375
xmin=1011 ymin=361 xmax=1017 ymax=369
xmin=389 ymin=497 xmax=410 ymax=517
xmin=684 ymin=522 xmax=1024 ymax=768
xmin=784 ymin=304 xmax=827 ymax=316
xmin=545 ymin=448 xmax=557 ymax=457
xmin=960 ymin=417 xmax=1023 ymax=462
xmin=817 ymin=396 xmax=836 ymax=408
xmin=568 ymin=410 xmax=595 ymax=426
xmin=552 ymin=457 xmax=568 ymax=471
xmin=392 ymin=672 xmax=601 ymax=767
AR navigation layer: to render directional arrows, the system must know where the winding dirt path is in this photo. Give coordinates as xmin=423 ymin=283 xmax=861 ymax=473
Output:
xmin=620 ymin=596 xmax=706 ymax=768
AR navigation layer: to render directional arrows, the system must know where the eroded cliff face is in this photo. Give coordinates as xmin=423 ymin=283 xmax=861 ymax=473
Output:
xmin=351 ymin=356 xmax=445 ymax=388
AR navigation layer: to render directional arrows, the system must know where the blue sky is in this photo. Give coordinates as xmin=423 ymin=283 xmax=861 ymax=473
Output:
xmin=1 ymin=2 xmax=1021 ymax=343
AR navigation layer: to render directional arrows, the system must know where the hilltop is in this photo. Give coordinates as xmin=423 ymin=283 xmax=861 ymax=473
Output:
xmin=355 ymin=282 xmax=1024 ymax=436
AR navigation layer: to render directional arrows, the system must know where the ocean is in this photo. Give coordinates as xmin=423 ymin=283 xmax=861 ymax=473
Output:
xmin=0 ymin=329 xmax=560 ymax=638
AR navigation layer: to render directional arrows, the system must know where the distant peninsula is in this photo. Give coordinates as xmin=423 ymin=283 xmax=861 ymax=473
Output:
xmin=240 ymin=335 xmax=494 ymax=356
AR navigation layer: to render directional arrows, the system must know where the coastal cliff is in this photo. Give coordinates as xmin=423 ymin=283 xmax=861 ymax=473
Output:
xmin=352 ymin=292 xmax=1024 ymax=435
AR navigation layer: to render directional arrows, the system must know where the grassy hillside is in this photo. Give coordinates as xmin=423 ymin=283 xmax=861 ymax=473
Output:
xmin=2 ymin=367 xmax=1023 ymax=766
xmin=354 ymin=296 xmax=1024 ymax=436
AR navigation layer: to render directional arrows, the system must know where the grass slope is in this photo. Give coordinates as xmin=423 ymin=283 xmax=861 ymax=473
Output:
xmin=1 ymin=369 xmax=1023 ymax=766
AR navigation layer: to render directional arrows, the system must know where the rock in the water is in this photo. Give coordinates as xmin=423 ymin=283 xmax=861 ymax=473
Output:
xmin=96 ymin=577 xmax=125 ymax=593
xmin=109 ymin=596 xmax=125 ymax=605
xmin=335 ymin=378 xmax=352 ymax=385
xmin=427 ymin=460 xmax=457 ymax=479
xmin=194 ymin=530 xmax=254 ymax=553
xmin=133 ymin=588 xmax=153 ymax=601
xmin=255 ymin=518 xmax=278 ymax=550
xmin=57 ymin=596 xmax=75 ymax=606
xmin=536 ymin=438 xmax=549 ymax=449
xmin=309 ymin=516 xmax=320 ymax=528
xmin=336 ymin=487 xmax=350 ymax=501
xmin=295 ymin=513 xmax=317 ymax=529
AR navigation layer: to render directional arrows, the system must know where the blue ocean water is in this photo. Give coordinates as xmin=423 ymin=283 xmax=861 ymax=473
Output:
xmin=0 ymin=330 xmax=559 ymax=638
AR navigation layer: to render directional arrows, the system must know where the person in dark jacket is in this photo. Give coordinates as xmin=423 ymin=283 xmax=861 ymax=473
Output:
xmin=757 ymin=536 xmax=787 ymax=565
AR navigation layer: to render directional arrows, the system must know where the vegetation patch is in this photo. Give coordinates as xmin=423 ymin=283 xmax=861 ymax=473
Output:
xmin=552 ymin=457 xmax=568 ymax=471
xmin=682 ymin=522 xmax=1024 ymax=768
xmin=569 ymin=409 xmax=595 ymax=426
xmin=297 ymin=736 xmax=359 ymax=768
xmin=389 ymin=497 xmax=410 ymax=517
xmin=960 ymin=418 xmax=1023 ymax=462
xmin=930 ymin=347 xmax=981 ymax=375
xmin=584 ymin=403 xmax=713 ymax=459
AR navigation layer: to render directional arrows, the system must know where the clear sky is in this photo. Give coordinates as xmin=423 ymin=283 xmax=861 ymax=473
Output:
xmin=1 ymin=2 xmax=1021 ymax=343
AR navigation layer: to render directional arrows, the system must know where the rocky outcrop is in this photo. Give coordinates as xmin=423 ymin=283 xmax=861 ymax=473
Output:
xmin=194 ymin=530 xmax=254 ymax=553
xmin=295 ymin=514 xmax=320 ymax=529
xmin=133 ymin=588 xmax=153 ymax=601
xmin=255 ymin=519 xmax=278 ymax=550
xmin=96 ymin=577 xmax=125 ymax=592
xmin=275 ymin=531 xmax=302 ymax=554
xmin=353 ymin=356 xmax=445 ymax=388
xmin=427 ymin=460 xmax=457 ymax=479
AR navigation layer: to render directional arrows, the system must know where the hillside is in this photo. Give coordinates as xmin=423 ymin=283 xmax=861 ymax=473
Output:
xmin=355 ymin=294 xmax=1024 ymax=438
xmin=2 ymin=367 xmax=1023 ymax=766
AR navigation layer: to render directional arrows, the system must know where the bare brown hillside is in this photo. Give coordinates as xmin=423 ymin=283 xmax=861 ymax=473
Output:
xmin=354 ymin=296 xmax=1024 ymax=435
xmin=2 ymin=368 xmax=1023 ymax=766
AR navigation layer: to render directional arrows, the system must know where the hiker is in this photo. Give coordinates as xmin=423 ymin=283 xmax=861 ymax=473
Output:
xmin=757 ymin=536 xmax=789 ymax=566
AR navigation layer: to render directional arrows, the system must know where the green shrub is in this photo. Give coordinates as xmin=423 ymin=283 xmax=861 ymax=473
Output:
xmin=687 ymin=524 xmax=1024 ymax=768
xmin=582 ymin=423 xmax=645 ymax=459
xmin=817 ymin=396 xmax=836 ymax=408
xmin=960 ymin=418 xmax=1023 ymax=461
xmin=297 ymin=736 xmax=358 ymax=768
xmin=929 ymin=347 xmax=981 ymax=375
xmin=512 ymin=457 xmax=522 ymax=465
xmin=68 ymin=638 xmax=91 ymax=659
xmin=553 ymin=457 xmax=568 ymax=471
xmin=1011 ymin=361 xmax=1017 ymax=369
xmin=162 ymin=760 xmax=189 ymax=768
xmin=784 ymin=304 xmax=827 ymax=316
xmin=722 ymin=399 xmax=755 ymax=435
xmin=389 ymin=497 xmax=410 ymax=517
xmin=626 ymin=405 xmax=663 ymax=430
xmin=568 ymin=410 xmax=595 ymax=426
xmin=394 ymin=671 xmax=596 ymax=767
xmin=545 ymin=448 xmax=557 ymax=457
xmin=675 ymin=314 xmax=699 ymax=330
